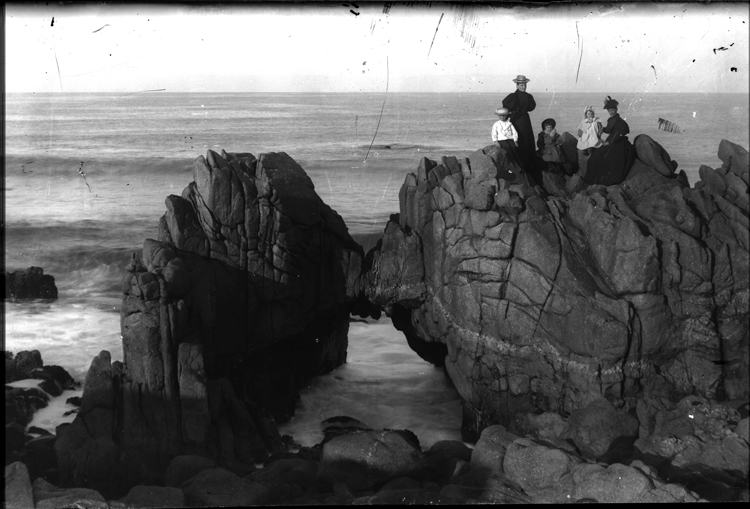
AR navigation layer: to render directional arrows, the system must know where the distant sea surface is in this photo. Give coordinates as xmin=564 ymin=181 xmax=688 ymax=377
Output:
xmin=4 ymin=92 xmax=748 ymax=445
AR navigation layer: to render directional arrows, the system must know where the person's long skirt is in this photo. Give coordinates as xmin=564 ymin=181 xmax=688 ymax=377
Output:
xmin=583 ymin=139 xmax=636 ymax=186
xmin=511 ymin=113 xmax=535 ymax=169
xmin=578 ymin=149 xmax=592 ymax=178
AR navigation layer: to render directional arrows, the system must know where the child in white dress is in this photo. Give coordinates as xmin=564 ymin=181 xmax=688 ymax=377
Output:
xmin=576 ymin=106 xmax=603 ymax=177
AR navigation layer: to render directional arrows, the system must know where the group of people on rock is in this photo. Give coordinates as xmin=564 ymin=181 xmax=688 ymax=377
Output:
xmin=491 ymin=75 xmax=636 ymax=187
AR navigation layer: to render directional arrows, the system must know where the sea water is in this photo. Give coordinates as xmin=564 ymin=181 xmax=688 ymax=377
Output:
xmin=4 ymin=92 xmax=749 ymax=445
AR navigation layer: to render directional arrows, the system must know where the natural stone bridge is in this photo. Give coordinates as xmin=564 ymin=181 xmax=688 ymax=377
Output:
xmin=52 ymin=136 xmax=748 ymax=500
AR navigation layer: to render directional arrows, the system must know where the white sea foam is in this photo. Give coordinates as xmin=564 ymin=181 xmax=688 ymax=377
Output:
xmin=27 ymin=389 xmax=83 ymax=435
xmin=278 ymin=318 xmax=463 ymax=449
xmin=5 ymin=299 xmax=122 ymax=382
xmin=6 ymin=379 xmax=83 ymax=435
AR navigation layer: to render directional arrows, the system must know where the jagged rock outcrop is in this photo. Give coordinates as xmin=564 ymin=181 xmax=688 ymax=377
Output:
xmin=5 ymin=350 xmax=79 ymax=479
xmin=634 ymin=395 xmax=749 ymax=493
xmin=54 ymin=149 xmax=364 ymax=494
xmin=3 ymin=267 xmax=58 ymax=301
xmin=362 ymin=137 xmax=749 ymax=444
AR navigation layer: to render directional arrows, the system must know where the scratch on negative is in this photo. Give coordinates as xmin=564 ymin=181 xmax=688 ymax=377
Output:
xmin=53 ymin=44 xmax=64 ymax=92
xmin=575 ymin=21 xmax=583 ymax=84
xmin=122 ymin=89 xmax=166 ymax=96
xmin=364 ymin=56 xmax=389 ymax=162
xmin=427 ymin=12 xmax=444 ymax=59
xmin=92 ymin=24 xmax=111 ymax=33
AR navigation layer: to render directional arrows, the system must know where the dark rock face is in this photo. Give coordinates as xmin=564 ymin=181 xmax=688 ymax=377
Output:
xmin=5 ymin=350 xmax=43 ymax=383
xmin=362 ymin=138 xmax=749 ymax=441
xmin=3 ymin=267 xmax=58 ymax=300
xmin=5 ymin=386 xmax=49 ymax=428
xmin=5 ymin=462 xmax=34 ymax=509
xmin=123 ymin=149 xmax=362 ymax=421
xmin=55 ymin=149 xmax=363 ymax=490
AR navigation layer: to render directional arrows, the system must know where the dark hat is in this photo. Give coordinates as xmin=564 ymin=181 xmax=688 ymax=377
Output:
xmin=512 ymin=75 xmax=530 ymax=83
xmin=541 ymin=118 xmax=556 ymax=129
xmin=603 ymin=95 xmax=619 ymax=109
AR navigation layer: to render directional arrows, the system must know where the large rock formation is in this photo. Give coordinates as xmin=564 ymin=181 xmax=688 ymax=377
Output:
xmin=123 ymin=149 xmax=363 ymax=421
xmin=54 ymin=149 xmax=364 ymax=493
xmin=363 ymin=137 xmax=749 ymax=442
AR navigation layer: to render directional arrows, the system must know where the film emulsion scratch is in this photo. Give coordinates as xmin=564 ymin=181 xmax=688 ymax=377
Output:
xmin=427 ymin=12 xmax=444 ymax=58
xmin=451 ymin=3 xmax=482 ymax=53
xmin=575 ymin=21 xmax=584 ymax=84
xmin=343 ymin=2 xmax=360 ymax=16
xmin=77 ymin=162 xmax=92 ymax=192
xmin=50 ymin=21 xmax=64 ymax=92
xmin=122 ymin=88 xmax=166 ymax=96
xmin=364 ymin=56 xmax=389 ymax=162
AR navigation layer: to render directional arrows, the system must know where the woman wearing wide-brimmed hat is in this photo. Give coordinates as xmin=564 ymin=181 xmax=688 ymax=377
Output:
xmin=583 ymin=96 xmax=636 ymax=186
xmin=501 ymin=75 xmax=537 ymax=174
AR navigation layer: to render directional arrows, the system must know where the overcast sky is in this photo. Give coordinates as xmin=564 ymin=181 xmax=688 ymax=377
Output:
xmin=5 ymin=2 xmax=749 ymax=94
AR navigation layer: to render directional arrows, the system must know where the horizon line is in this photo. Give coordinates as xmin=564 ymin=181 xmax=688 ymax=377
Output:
xmin=7 ymin=91 xmax=750 ymax=95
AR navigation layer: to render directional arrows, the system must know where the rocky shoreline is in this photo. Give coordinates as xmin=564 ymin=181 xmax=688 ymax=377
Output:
xmin=5 ymin=136 xmax=749 ymax=506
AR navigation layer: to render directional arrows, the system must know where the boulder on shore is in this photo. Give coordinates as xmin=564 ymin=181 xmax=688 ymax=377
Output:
xmin=316 ymin=429 xmax=429 ymax=491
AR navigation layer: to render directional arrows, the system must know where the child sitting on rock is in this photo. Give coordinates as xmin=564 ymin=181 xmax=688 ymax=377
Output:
xmin=576 ymin=106 xmax=603 ymax=178
xmin=537 ymin=118 xmax=568 ymax=174
xmin=491 ymin=107 xmax=522 ymax=176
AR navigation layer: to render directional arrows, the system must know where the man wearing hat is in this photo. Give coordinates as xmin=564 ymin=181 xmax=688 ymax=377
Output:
xmin=502 ymin=75 xmax=537 ymax=176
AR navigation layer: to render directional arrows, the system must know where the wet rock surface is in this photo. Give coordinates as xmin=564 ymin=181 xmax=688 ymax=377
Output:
xmin=5 ymin=350 xmax=80 ymax=486
xmin=5 ymin=413 xmax=723 ymax=506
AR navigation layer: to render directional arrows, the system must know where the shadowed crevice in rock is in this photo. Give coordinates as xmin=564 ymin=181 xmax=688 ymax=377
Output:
xmin=390 ymin=303 xmax=448 ymax=367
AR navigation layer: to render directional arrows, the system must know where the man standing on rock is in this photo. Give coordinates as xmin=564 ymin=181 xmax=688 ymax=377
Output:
xmin=502 ymin=75 xmax=537 ymax=175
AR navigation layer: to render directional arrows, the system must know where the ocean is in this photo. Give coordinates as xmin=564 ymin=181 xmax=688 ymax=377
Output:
xmin=4 ymin=91 xmax=749 ymax=446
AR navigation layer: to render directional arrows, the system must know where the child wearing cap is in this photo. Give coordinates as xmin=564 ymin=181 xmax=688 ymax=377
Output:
xmin=492 ymin=107 xmax=521 ymax=174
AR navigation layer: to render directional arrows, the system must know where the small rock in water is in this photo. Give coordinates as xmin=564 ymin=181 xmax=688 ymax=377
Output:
xmin=27 ymin=426 xmax=52 ymax=436
xmin=65 ymin=396 xmax=82 ymax=407
xmin=3 ymin=267 xmax=58 ymax=301
xmin=321 ymin=415 xmax=372 ymax=443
